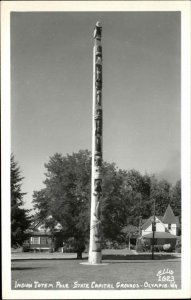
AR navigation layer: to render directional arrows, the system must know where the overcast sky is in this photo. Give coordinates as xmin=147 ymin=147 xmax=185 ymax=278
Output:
xmin=11 ymin=11 xmax=181 ymax=209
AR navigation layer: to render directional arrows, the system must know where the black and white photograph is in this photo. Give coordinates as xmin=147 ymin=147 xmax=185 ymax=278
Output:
xmin=1 ymin=1 xmax=191 ymax=299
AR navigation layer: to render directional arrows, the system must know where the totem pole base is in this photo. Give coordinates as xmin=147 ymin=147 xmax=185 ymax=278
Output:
xmin=81 ymin=251 xmax=108 ymax=265
xmin=88 ymin=251 xmax=102 ymax=264
xmin=80 ymin=262 xmax=108 ymax=266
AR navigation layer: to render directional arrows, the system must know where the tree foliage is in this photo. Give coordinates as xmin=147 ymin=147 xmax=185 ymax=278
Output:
xmin=170 ymin=179 xmax=181 ymax=221
xmin=11 ymin=154 xmax=31 ymax=247
xmin=32 ymin=150 xmax=181 ymax=246
xmin=150 ymin=176 xmax=172 ymax=216
xmin=33 ymin=150 xmax=91 ymax=248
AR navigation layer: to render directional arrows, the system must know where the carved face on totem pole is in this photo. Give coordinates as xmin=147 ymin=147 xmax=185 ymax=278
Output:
xmin=96 ymin=56 xmax=102 ymax=65
xmin=94 ymin=21 xmax=102 ymax=40
xmin=96 ymin=65 xmax=102 ymax=82
xmin=96 ymin=90 xmax=101 ymax=106
xmin=95 ymin=166 xmax=101 ymax=175
xmin=96 ymin=81 xmax=102 ymax=89
xmin=94 ymin=154 xmax=102 ymax=174
xmin=95 ymin=45 xmax=102 ymax=55
xmin=95 ymin=119 xmax=102 ymax=136
xmin=93 ymin=227 xmax=101 ymax=251
xmin=94 ymin=155 xmax=102 ymax=167
xmin=95 ymin=108 xmax=102 ymax=119
xmin=95 ymin=136 xmax=101 ymax=153
xmin=94 ymin=201 xmax=101 ymax=220
xmin=94 ymin=179 xmax=102 ymax=194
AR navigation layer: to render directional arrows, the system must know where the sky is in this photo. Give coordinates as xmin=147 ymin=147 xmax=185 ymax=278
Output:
xmin=11 ymin=11 xmax=181 ymax=210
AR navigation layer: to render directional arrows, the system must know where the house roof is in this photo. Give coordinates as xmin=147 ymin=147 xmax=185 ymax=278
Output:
xmin=143 ymin=232 xmax=178 ymax=239
xmin=30 ymin=231 xmax=52 ymax=236
xmin=162 ymin=205 xmax=180 ymax=225
xmin=141 ymin=205 xmax=180 ymax=230
xmin=29 ymin=215 xmax=62 ymax=231
xmin=141 ymin=216 xmax=163 ymax=230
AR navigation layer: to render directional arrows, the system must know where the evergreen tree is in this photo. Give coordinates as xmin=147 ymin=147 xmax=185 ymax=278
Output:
xmin=11 ymin=154 xmax=31 ymax=247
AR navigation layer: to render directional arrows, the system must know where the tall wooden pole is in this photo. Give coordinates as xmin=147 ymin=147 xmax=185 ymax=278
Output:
xmin=89 ymin=22 xmax=103 ymax=264
xmin=151 ymin=198 xmax=156 ymax=260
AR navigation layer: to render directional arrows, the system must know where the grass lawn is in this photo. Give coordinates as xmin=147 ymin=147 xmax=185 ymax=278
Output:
xmin=12 ymin=254 xmax=181 ymax=290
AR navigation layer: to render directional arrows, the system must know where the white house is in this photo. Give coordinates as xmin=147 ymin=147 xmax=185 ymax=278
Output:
xmin=162 ymin=205 xmax=180 ymax=236
xmin=142 ymin=204 xmax=180 ymax=237
xmin=141 ymin=205 xmax=180 ymax=250
xmin=142 ymin=215 xmax=165 ymax=237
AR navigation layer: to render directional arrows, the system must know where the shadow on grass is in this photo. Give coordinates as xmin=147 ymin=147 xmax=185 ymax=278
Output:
xmin=11 ymin=267 xmax=49 ymax=270
xmin=102 ymin=254 xmax=179 ymax=261
xmin=104 ymin=260 xmax=180 ymax=264
xmin=11 ymin=257 xmax=88 ymax=262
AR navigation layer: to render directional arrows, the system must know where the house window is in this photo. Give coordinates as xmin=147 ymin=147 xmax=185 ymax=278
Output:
xmin=168 ymin=224 xmax=171 ymax=230
xmin=31 ymin=237 xmax=40 ymax=244
xmin=40 ymin=237 xmax=49 ymax=244
xmin=47 ymin=238 xmax=52 ymax=245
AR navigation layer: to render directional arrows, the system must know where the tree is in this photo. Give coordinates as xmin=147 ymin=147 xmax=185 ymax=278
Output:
xmin=170 ymin=179 xmax=181 ymax=234
xmin=101 ymin=163 xmax=128 ymax=242
xmin=11 ymin=154 xmax=31 ymax=247
xmin=32 ymin=149 xmax=181 ymax=250
xmin=170 ymin=180 xmax=181 ymax=217
xmin=122 ymin=170 xmax=152 ymax=226
xmin=101 ymin=168 xmax=152 ymax=241
xmin=33 ymin=150 xmax=91 ymax=258
xmin=150 ymin=176 xmax=172 ymax=216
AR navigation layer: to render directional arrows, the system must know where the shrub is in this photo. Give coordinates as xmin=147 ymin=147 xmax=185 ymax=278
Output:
xmin=62 ymin=237 xmax=75 ymax=253
xmin=22 ymin=245 xmax=30 ymax=252
xmin=62 ymin=237 xmax=85 ymax=257
xmin=130 ymin=244 xmax=136 ymax=250
xmin=112 ymin=241 xmax=119 ymax=249
xmin=163 ymin=244 xmax=172 ymax=252
xmin=136 ymin=238 xmax=144 ymax=252
xmin=175 ymin=242 xmax=181 ymax=253
xmin=48 ymin=246 xmax=54 ymax=253
xmin=136 ymin=237 xmax=150 ymax=252
xmin=136 ymin=244 xmax=143 ymax=252
xmin=102 ymin=240 xmax=111 ymax=249
xmin=73 ymin=240 xmax=85 ymax=253
xmin=153 ymin=245 xmax=163 ymax=252
xmin=118 ymin=243 xmax=128 ymax=249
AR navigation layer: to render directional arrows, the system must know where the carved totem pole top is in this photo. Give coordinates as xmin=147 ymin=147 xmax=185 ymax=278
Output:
xmin=94 ymin=21 xmax=102 ymax=40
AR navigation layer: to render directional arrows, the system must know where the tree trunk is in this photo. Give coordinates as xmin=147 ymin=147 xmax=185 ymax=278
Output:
xmin=77 ymin=252 xmax=82 ymax=259
xmin=129 ymin=234 xmax=131 ymax=251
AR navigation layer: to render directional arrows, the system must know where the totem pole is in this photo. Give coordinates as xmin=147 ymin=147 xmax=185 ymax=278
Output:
xmin=89 ymin=22 xmax=103 ymax=264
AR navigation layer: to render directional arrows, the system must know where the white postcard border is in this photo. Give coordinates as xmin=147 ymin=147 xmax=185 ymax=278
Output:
xmin=1 ymin=1 xmax=190 ymax=299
